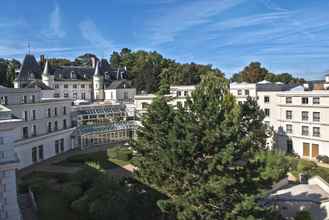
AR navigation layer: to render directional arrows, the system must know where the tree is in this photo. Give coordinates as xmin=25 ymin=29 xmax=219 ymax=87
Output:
xmin=133 ymin=73 xmax=278 ymax=219
xmin=238 ymin=62 xmax=269 ymax=83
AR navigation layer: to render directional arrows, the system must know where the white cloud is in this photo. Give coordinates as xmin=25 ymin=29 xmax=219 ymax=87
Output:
xmin=79 ymin=19 xmax=113 ymax=56
xmin=43 ymin=3 xmax=66 ymax=39
xmin=147 ymin=0 xmax=245 ymax=45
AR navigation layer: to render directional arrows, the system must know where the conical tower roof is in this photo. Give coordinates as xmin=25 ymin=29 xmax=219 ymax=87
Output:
xmin=43 ymin=60 xmax=49 ymax=75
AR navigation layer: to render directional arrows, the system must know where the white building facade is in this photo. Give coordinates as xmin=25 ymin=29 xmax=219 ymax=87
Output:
xmin=230 ymin=78 xmax=329 ymax=160
xmin=0 ymin=105 xmax=22 ymax=220
xmin=0 ymin=87 xmax=75 ymax=168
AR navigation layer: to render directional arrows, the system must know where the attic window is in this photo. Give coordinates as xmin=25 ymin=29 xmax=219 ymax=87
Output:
xmin=70 ymin=71 xmax=76 ymax=79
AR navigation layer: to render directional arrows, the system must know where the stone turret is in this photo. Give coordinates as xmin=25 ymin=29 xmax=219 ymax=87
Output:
xmin=93 ymin=62 xmax=104 ymax=101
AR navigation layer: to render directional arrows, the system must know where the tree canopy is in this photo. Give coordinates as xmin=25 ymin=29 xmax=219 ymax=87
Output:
xmin=133 ymin=73 xmax=285 ymax=219
xmin=231 ymin=62 xmax=305 ymax=84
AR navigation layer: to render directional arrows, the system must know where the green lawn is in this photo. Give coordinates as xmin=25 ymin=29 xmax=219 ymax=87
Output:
xmin=57 ymin=147 xmax=133 ymax=170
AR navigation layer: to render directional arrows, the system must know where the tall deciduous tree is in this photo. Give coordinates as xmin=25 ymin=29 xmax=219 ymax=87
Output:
xmin=133 ymin=73 xmax=278 ymax=220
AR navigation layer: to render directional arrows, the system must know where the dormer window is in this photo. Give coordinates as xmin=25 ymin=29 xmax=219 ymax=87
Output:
xmin=70 ymin=71 xmax=76 ymax=79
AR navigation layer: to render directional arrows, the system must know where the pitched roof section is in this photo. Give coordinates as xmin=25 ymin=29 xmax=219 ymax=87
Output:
xmin=256 ymin=83 xmax=299 ymax=92
xmin=16 ymin=54 xmax=41 ymax=81
xmin=107 ymin=80 xmax=132 ymax=89
xmin=25 ymin=79 xmax=53 ymax=90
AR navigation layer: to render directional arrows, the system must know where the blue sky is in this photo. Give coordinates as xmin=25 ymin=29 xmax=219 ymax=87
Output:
xmin=1 ymin=0 xmax=329 ymax=79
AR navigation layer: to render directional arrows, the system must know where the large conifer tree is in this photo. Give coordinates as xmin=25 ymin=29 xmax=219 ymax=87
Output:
xmin=133 ymin=73 xmax=277 ymax=220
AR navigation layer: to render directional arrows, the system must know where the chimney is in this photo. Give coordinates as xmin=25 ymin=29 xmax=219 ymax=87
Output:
xmin=91 ymin=57 xmax=96 ymax=68
xmin=40 ymin=54 xmax=45 ymax=66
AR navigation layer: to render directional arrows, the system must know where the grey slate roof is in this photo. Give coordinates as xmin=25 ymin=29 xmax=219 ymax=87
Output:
xmin=16 ymin=54 xmax=128 ymax=83
xmin=15 ymin=54 xmax=42 ymax=81
xmin=25 ymin=80 xmax=53 ymax=90
xmin=256 ymin=83 xmax=299 ymax=92
xmin=107 ymin=80 xmax=132 ymax=89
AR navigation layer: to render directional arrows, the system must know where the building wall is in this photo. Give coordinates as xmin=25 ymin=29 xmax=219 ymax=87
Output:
xmin=51 ymin=81 xmax=93 ymax=100
xmin=105 ymin=88 xmax=136 ymax=103
xmin=14 ymin=128 xmax=74 ymax=168
xmin=0 ymin=88 xmax=76 ymax=168
xmin=276 ymin=92 xmax=329 ymax=159
xmin=0 ymin=121 xmax=21 ymax=220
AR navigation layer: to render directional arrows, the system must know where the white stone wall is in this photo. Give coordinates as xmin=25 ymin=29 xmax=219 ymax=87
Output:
xmin=0 ymin=121 xmax=21 ymax=220
xmin=52 ymin=81 xmax=92 ymax=100
xmin=15 ymin=128 xmax=74 ymax=168
xmin=105 ymin=88 xmax=136 ymax=103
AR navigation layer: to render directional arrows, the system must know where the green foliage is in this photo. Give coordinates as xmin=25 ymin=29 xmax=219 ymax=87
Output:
xmin=256 ymin=151 xmax=290 ymax=184
xmin=296 ymin=160 xmax=317 ymax=174
xmin=62 ymin=182 xmax=83 ymax=202
xmin=0 ymin=58 xmax=20 ymax=87
xmin=295 ymin=210 xmax=312 ymax=220
xmin=133 ymin=73 xmax=275 ymax=219
xmin=107 ymin=147 xmax=133 ymax=161
xmin=231 ymin=62 xmax=305 ymax=84
xmin=71 ymin=166 xmax=101 ymax=191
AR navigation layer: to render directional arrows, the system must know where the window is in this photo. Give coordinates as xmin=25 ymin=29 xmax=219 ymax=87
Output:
xmin=63 ymin=119 xmax=67 ymax=129
xmin=302 ymin=111 xmax=309 ymax=121
xmin=48 ymin=122 xmax=52 ymax=133
xmin=81 ymin=84 xmax=85 ymax=89
xmin=73 ymin=93 xmax=78 ymax=99
xmin=23 ymin=127 xmax=29 ymax=138
xmin=124 ymin=92 xmax=128 ymax=100
xmin=73 ymin=84 xmax=77 ymax=89
xmin=54 ymin=84 xmax=59 ymax=89
xmin=0 ymin=137 xmax=4 ymax=145
xmin=286 ymin=124 xmax=293 ymax=134
xmin=32 ymin=125 xmax=37 ymax=137
xmin=177 ymin=91 xmax=181 ymax=96
xmin=32 ymin=110 xmax=36 ymax=120
xmin=38 ymin=145 xmax=44 ymax=160
xmin=53 ymin=93 xmax=60 ymax=98
xmin=24 ymin=111 xmax=28 ymax=121
xmin=54 ymin=107 xmax=58 ymax=116
xmin=1 ymin=96 xmax=8 ymax=105
xmin=264 ymin=96 xmax=270 ymax=103
xmin=286 ymin=97 xmax=292 ymax=104
xmin=286 ymin=110 xmax=292 ymax=120
xmin=313 ymin=127 xmax=320 ymax=137
xmin=64 ymin=93 xmax=69 ymax=98
xmin=245 ymin=90 xmax=250 ymax=96
xmin=302 ymin=126 xmax=309 ymax=136
xmin=60 ymin=139 xmax=64 ymax=152
xmin=64 ymin=84 xmax=69 ymax=89
xmin=23 ymin=96 xmax=28 ymax=104
xmin=54 ymin=121 xmax=58 ymax=131
xmin=177 ymin=101 xmax=183 ymax=108
xmin=264 ymin=108 xmax=270 ymax=117
xmin=184 ymin=91 xmax=188 ymax=96
xmin=302 ymin=97 xmax=308 ymax=104
xmin=287 ymin=140 xmax=293 ymax=153
xmin=313 ymin=112 xmax=320 ymax=122
xmin=89 ymin=84 xmax=92 ymax=89
xmin=238 ymin=90 xmax=242 ymax=95
xmin=142 ymin=102 xmax=149 ymax=109
xmin=55 ymin=140 xmax=60 ymax=154
xmin=313 ymin=97 xmax=320 ymax=104
xmin=31 ymin=95 xmax=35 ymax=103
xmin=63 ymin=106 xmax=67 ymax=115
xmin=81 ymin=93 xmax=86 ymax=100
xmin=48 ymin=108 xmax=51 ymax=117
xmin=32 ymin=147 xmax=37 ymax=163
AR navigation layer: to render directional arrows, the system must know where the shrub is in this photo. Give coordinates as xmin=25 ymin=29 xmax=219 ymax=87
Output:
xmin=295 ymin=210 xmax=312 ymax=220
xmin=317 ymin=155 xmax=329 ymax=164
xmin=297 ymin=160 xmax=317 ymax=174
xmin=71 ymin=166 xmax=101 ymax=191
xmin=107 ymin=147 xmax=133 ymax=161
xmin=62 ymin=182 xmax=83 ymax=202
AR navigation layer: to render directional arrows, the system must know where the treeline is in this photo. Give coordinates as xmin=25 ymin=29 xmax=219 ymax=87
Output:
xmin=0 ymin=50 xmax=305 ymax=91
xmin=231 ymin=62 xmax=305 ymax=84
xmin=0 ymin=58 xmax=20 ymax=87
